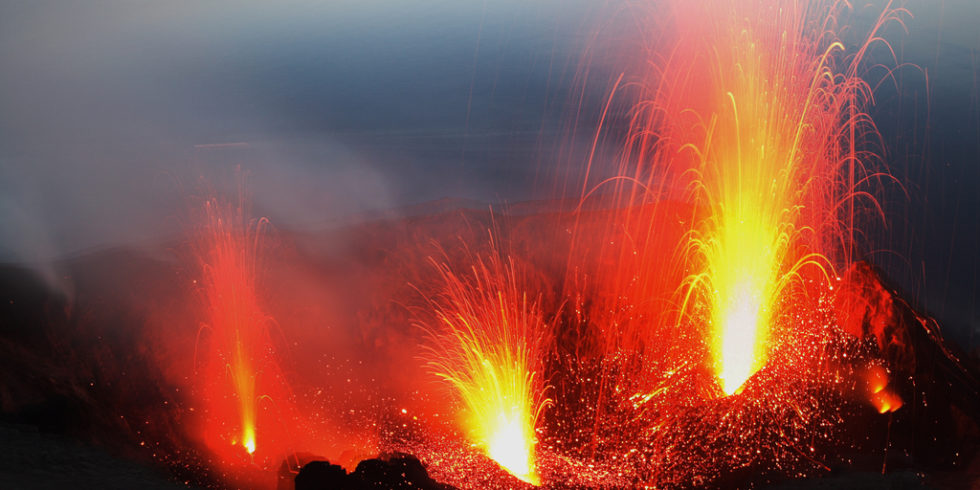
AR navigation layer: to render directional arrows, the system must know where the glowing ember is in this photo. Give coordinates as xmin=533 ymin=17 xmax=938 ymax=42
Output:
xmin=420 ymin=246 xmax=550 ymax=485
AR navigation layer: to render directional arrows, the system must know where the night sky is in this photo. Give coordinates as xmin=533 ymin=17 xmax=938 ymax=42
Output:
xmin=0 ymin=0 xmax=977 ymax=348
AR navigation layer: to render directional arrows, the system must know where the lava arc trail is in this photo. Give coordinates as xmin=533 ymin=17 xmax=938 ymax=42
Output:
xmin=420 ymin=244 xmax=551 ymax=485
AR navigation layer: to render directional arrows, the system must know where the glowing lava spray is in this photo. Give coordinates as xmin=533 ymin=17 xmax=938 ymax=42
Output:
xmin=654 ymin=0 xmax=887 ymax=395
xmin=421 ymin=244 xmax=551 ymax=485
xmin=196 ymin=195 xmax=273 ymax=456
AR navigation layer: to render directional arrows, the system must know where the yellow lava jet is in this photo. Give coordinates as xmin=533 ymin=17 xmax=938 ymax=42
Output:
xmin=422 ymin=249 xmax=549 ymax=485
xmin=243 ymin=432 xmax=256 ymax=455
xmin=702 ymin=151 xmax=789 ymax=395
xmin=233 ymin=336 xmax=258 ymax=454
xmin=198 ymin=195 xmax=269 ymax=457
xmin=468 ymin=363 xmax=540 ymax=485
xmin=660 ymin=0 xmax=875 ymax=396
xmin=714 ymin=279 xmax=772 ymax=395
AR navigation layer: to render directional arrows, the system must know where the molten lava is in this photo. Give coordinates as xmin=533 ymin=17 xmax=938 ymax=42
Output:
xmin=548 ymin=1 xmax=906 ymax=482
xmin=420 ymin=247 xmax=550 ymax=485
xmin=651 ymin=0 xmax=887 ymax=396
xmin=714 ymin=279 xmax=771 ymax=395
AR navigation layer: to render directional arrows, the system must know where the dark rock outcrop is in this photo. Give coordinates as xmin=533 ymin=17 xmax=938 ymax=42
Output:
xmin=295 ymin=453 xmax=456 ymax=490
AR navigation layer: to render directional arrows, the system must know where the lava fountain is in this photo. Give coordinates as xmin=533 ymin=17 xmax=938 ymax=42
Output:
xmin=419 ymin=243 xmax=551 ymax=485
xmin=653 ymin=0 xmax=893 ymax=395
xmin=195 ymin=193 xmax=282 ymax=460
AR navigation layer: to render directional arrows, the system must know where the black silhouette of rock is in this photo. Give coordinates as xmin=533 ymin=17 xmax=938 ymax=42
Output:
xmin=295 ymin=453 xmax=456 ymax=490
xmin=295 ymin=460 xmax=350 ymax=490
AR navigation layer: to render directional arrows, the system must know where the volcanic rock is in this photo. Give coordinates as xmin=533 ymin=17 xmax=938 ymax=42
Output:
xmin=836 ymin=262 xmax=980 ymax=471
xmin=295 ymin=460 xmax=349 ymax=489
xmin=295 ymin=453 xmax=456 ymax=490
xmin=838 ymin=262 xmax=980 ymax=415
